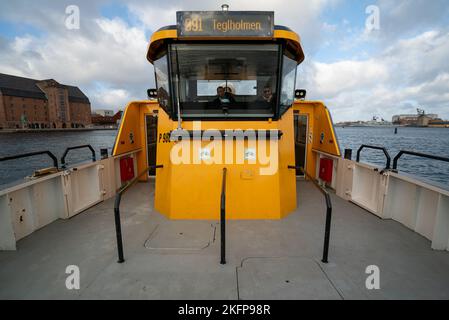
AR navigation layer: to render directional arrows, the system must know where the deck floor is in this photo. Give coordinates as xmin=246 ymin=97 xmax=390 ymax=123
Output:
xmin=1 ymin=180 xmax=449 ymax=300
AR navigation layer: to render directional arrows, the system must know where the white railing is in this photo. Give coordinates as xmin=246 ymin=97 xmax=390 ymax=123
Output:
xmin=0 ymin=150 xmax=140 ymax=250
xmin=314 ymin=150 xmax=449 ymax=251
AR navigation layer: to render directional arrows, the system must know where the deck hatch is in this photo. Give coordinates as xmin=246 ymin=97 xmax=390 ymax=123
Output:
xmin=144 ymin=222 xmax=217 ymax=250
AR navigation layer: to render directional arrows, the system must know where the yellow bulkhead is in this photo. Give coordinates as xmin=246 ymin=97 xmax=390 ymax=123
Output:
xmin=112 ymin=11 xmax=340 ymax=220
xmin=113 ymin=100 xmax=340 ymax=220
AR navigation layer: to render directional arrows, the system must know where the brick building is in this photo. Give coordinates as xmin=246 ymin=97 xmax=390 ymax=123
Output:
xmin=0 ymin=73 xmax=91 ymax=129
xmin=91 ymin=111 xmax=123 ymax=127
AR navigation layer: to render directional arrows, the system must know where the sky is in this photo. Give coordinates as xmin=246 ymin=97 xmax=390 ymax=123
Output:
xmin=0 ymin=0 xmax=448 ymax=122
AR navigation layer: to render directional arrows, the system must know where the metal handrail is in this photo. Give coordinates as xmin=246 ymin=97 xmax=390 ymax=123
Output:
xmin=0 ymin=150 xmax=58 ymax=169
xmin=356 ymin=145 xmax=391 ymax=170
xmin=393 ymin=150 xmax=449 ymax=171
xmin=288 ymin=165 xmax=333 ymax=263
xmin=61 ymin=145 xmax=96 ymax=169
xmin=220 ymin=168 xmax=227 ymax=265
xmin=114 ymin=164 xmax=163 ymax=263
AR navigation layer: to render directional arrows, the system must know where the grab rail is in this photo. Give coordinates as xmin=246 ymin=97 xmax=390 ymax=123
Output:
xmin=356 ymin=145 xmax=391 ymax=170
xmin=61 ymin=145 xmax=96 ymax=169
xmin=220 ymin=168 xmax=227 ymax=265
xmin=0 ymin=150 xmax=58 ymax=169
xmin=114 ymin=164 xmax=163 ymax=263
xmin=288 ymin=165 xmax=333 ymax=263
xmin=393 ymin=150 xmax=449 ymax=171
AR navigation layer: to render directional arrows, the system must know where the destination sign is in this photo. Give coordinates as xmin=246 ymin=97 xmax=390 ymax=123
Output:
xmin=177 ymin=11 xmax=274 ymax=38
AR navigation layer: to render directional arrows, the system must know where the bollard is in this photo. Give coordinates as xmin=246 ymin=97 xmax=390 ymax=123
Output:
xmin=344 ymin=149 xmax=352 ymax=160
xmin=100 ymin=148 xmax=109 ymax=159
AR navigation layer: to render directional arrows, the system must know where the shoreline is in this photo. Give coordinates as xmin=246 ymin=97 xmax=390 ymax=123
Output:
xmin=0 ymin=127 xmax=117 ymax=133
xmin=335 ymin=125 xmax=449 ymax=128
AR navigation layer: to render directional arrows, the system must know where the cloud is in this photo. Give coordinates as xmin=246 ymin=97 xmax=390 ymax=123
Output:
xmin=0 ymin=15 xmax=153 ymax=110
xmin=304 ymin=29 xmax=449 ymax=122
xmin=126 ymin=0 xmax=337 ymax=52
xmin=0 ymin=0 xmax=335 ymax=111
xmin=377 ymin=0 xmax=449 ymax=40
xmin=0 ymin=0 xmax=448 ymax=123
xmin=92 ymin=87 xmax=132 ymax=108
xmin=312 ymin=60 xmax=388 ymax=97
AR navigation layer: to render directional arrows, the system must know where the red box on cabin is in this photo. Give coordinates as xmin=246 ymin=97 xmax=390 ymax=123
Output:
xmin=319 ymin=158 xmax=333 ymax=183
xmin=120 ymin=157 xmax=134 ymax=182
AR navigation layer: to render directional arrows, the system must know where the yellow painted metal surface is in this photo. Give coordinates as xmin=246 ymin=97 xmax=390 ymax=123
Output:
xmin=148 ymin=28 xmax=300 ymax=44
xmin=115 ymin=103 xmax=298 ymax=219
xmin=153 ymin=109 xmax=296 ymax=220
xmin=147 ymin=27 xmax=304 ymax=63
xmin=112 ymin=101 xmax=143 ymax=156
xmin=113 ymin=100 xmax=340 ymax=219
xmin=115 ymin=15 xmax=340 ymax=220
xmin=113 ymin=100 xmax=159 ymax=183
xmin=293 ymin=101 xmax=341 ymax=179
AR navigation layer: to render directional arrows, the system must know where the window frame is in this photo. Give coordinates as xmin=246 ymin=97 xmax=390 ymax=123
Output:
xmin=153 ymin=46 xmax=174 ymax=118
xmin=277 ymin=44 xmax=299 ymax=119
xmin=155 ymin=40 xmax=298 ymax=121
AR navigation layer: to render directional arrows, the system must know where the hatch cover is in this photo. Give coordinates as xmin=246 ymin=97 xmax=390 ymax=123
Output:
xmin=237 ymin=257 xmax=342 ymax=300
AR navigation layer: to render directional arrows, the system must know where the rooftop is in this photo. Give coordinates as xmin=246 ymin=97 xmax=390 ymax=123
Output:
xmin=0 ymin=73 xmax=89 ymax=104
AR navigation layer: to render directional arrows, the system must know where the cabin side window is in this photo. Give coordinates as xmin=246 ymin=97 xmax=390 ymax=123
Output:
xmin=154 ymin=53 xmax=172 ymax=117
xmin=279 ymin=53 xmax=298 ymax=117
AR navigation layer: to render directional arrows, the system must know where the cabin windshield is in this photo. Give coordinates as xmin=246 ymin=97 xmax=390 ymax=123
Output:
xmin=169 ymin=43 xmax=281 ymax=119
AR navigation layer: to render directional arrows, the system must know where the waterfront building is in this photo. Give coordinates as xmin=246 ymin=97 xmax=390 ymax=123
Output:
xmin=91 ymin=110 xmax=123 ymax=127
xmin=392 ymin=113 xmax=439 ymax=125
xmin=0 ymin=73 xmax=91 ymax=129
xmin=93 ymin=109 xmax=114 ymax=117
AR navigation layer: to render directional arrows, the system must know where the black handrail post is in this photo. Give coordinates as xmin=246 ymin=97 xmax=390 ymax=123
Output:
xmin=0 ymin=150 xmax=58 ymax=169
xmin=114 ymin=195 xmax=125 ymax=263
xmin=393 ymin=150 xmax=449 ymax=171
xmin=220 ymin=168 xmax=227 ymax=265
xmin=288 ymin=165 xmax=332 ymax=263
xmin=322 ymin=194 xmax=332 ymax=263
xmin=356 ymin=145 xmax=391 ymax=170
xmin=113 ymin=164 xmax=163 ymax=263
xmin=61 ymin=144 xmax=96 ymax=169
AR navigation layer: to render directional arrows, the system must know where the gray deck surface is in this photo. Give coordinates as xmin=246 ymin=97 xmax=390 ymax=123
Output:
xmin=1 ymin=180 xmax=449 ymax=300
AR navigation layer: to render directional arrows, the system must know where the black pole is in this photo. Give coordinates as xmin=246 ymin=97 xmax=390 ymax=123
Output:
xmin=114 ymin=195 xmax=125 ymax=263
xmin=112 ymin=164 xmax=163 ymax=264
xmin=288 ymin=165 xmax=333 ymax=263
xmin=322 ymin=194 xmax=332 ymax=263
xmin=220 ymin=168 xmax=227 ymax=265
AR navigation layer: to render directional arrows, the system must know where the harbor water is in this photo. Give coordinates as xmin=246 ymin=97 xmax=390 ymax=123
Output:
xmin=0 ymin=130 xmax=117 ymax=188
xmin=335 ymin=126 xmax=449 ymax=187
xmin=0 ymin=127 xmax=448 ymax=189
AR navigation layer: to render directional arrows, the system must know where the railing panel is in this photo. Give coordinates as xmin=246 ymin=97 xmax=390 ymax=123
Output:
xmin=62 ymin=164 xmax=104 ymax=217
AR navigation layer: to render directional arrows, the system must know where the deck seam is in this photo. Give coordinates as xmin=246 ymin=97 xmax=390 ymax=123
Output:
xmin=78 ymin=253 xmax=119 ymax=300
xmin=314 ymin=260 xmax=345 ymax=300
